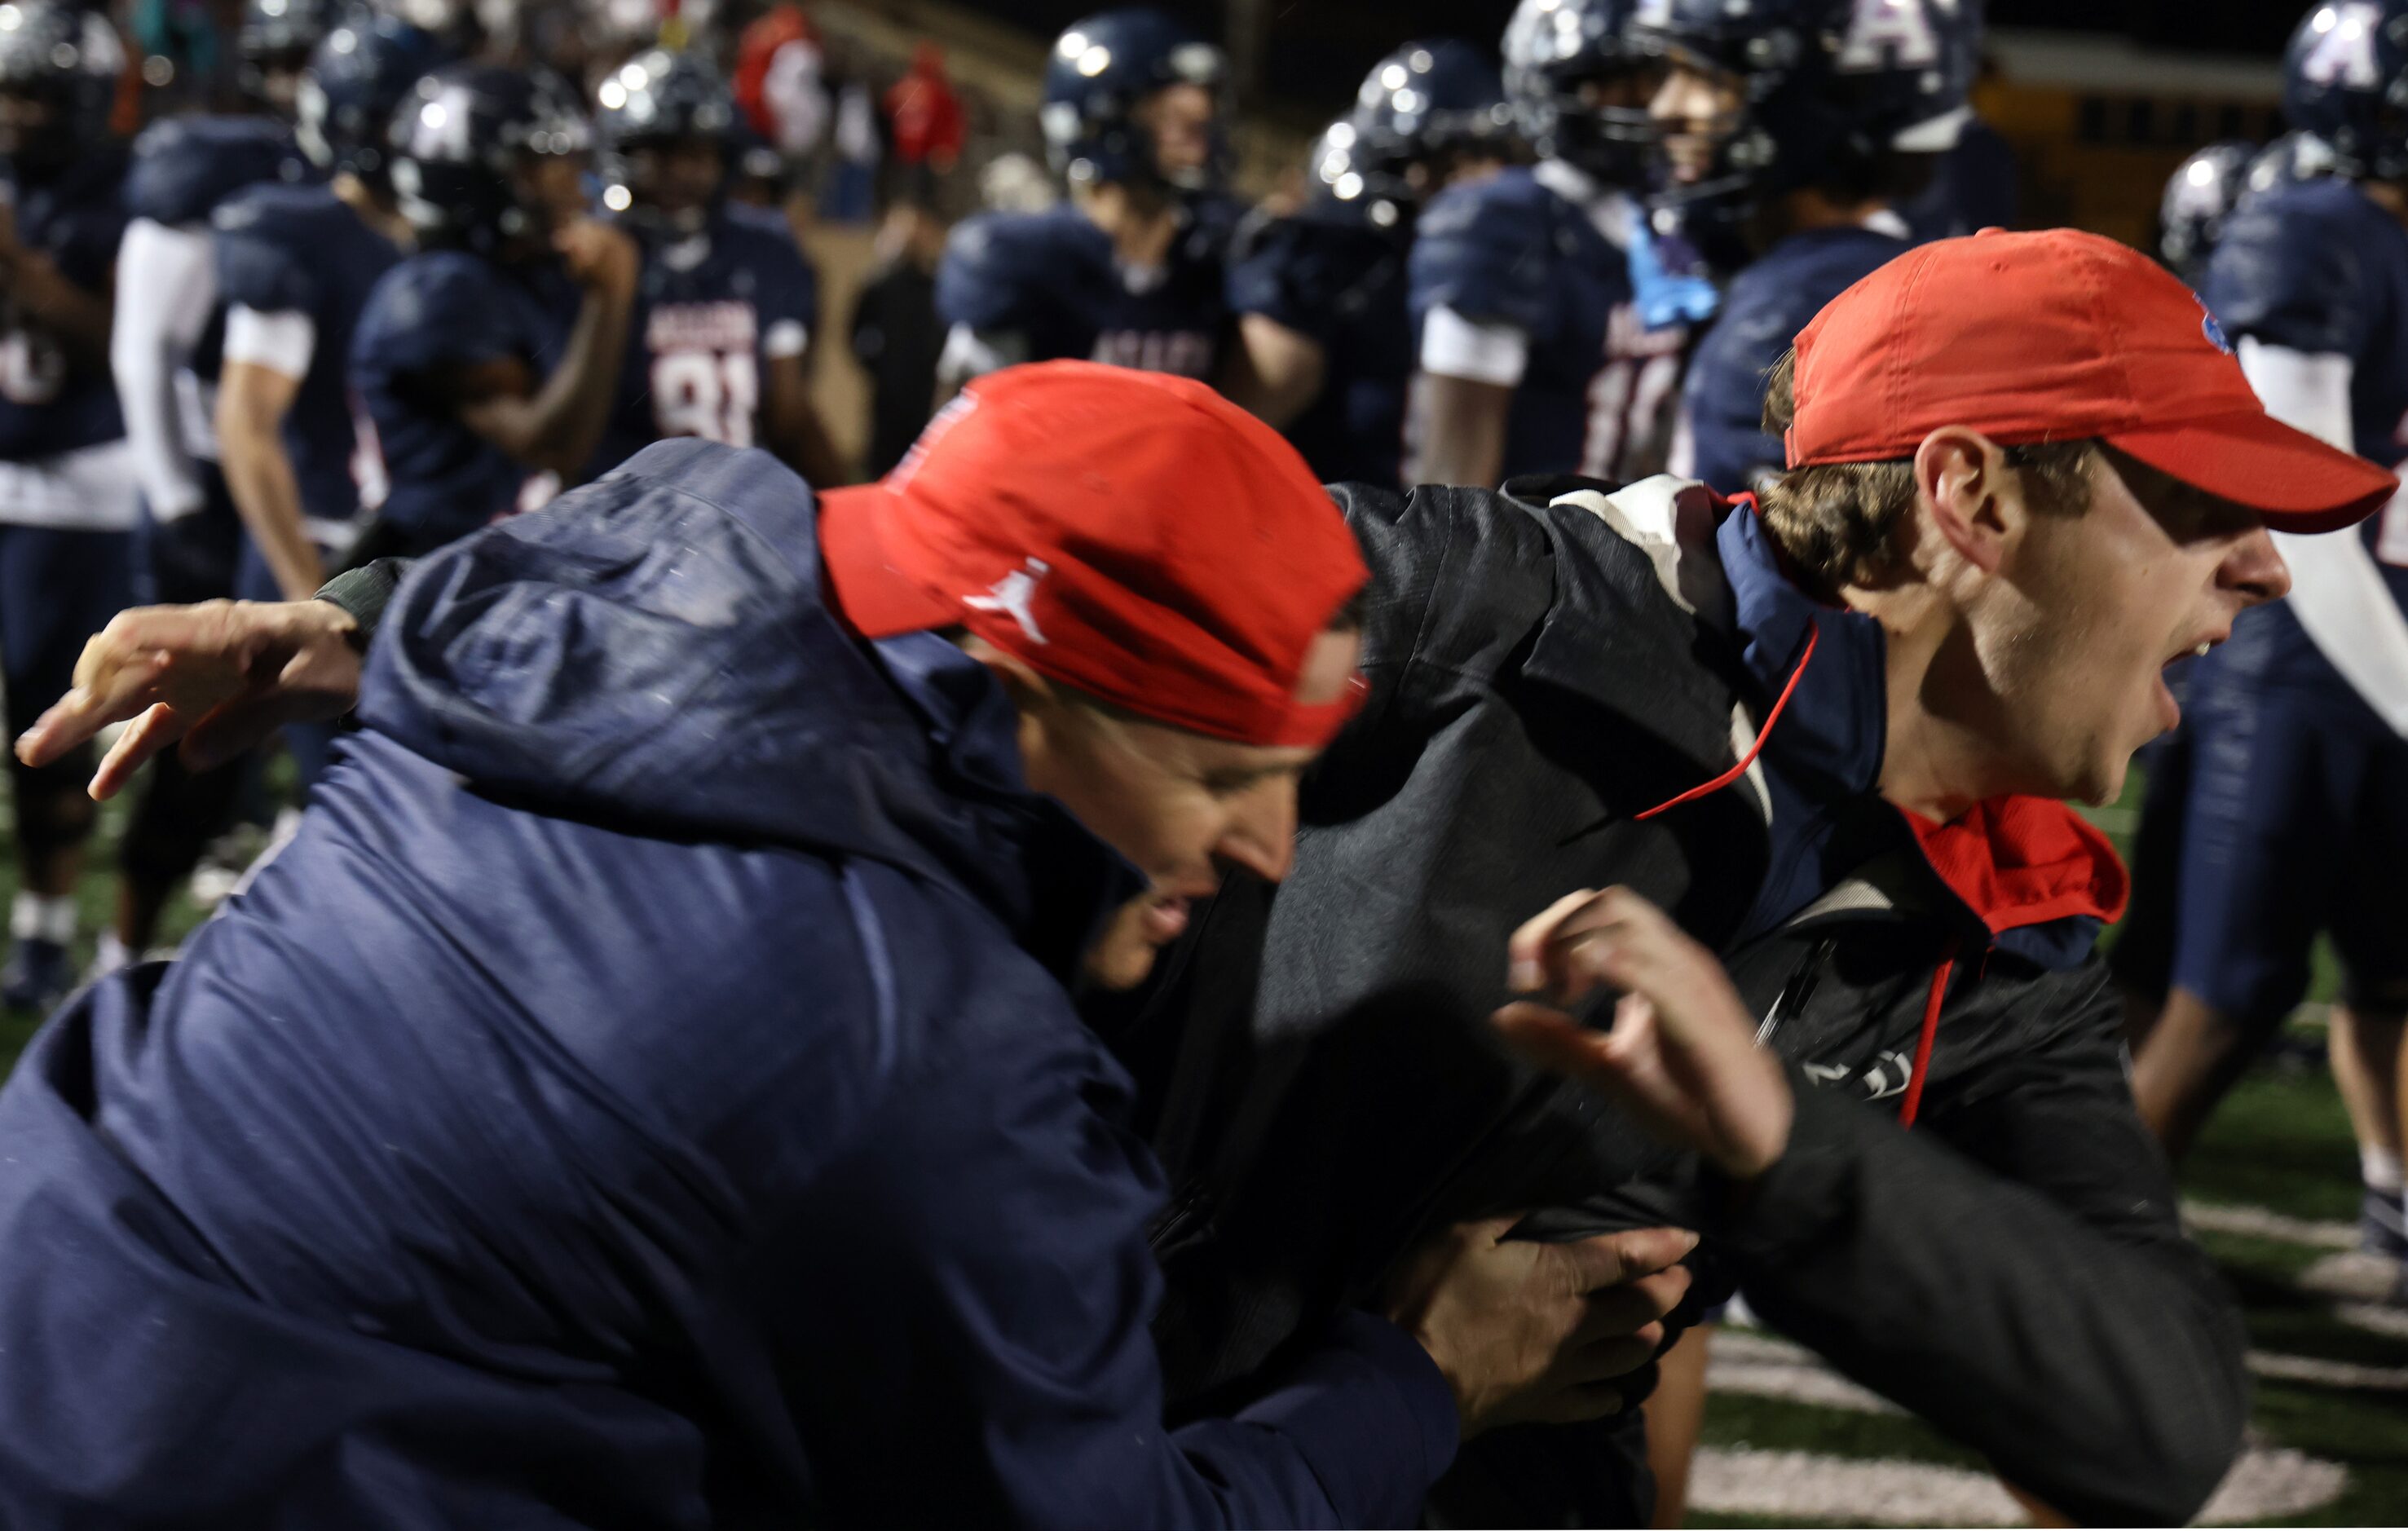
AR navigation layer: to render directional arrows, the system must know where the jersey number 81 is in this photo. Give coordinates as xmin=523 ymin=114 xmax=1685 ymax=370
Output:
xmin=653 ymin=350 xmax=759 ymax=450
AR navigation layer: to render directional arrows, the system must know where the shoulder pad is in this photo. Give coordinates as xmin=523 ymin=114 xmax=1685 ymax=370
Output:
xmin=1180 ymin=192 xmax=1248 ymax=254
xmin=126 ymin=116 xmax=300 ymax=227
xmin=1227 ymin=211 xmax=1384 ymax=339
xmin=353 ymin=251 xmax=504 ymax=375
xmin=1407 ymin=167 xmax=1559 ymax=333
xmin=2202 ymin=179 xmax=2378 ymax=358
xmin=935 ymin=208 xmax=1107 ymax=331
xmin=212 ymin=184 xmax=319 ymax=314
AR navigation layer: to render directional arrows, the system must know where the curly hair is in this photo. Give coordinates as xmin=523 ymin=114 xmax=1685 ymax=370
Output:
xmin=1752 ymin=350 xmax=2101 ymax=597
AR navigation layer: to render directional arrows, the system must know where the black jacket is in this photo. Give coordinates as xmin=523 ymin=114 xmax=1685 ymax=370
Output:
xmin=1102 ymin=478 xmax=2248 ymax=1528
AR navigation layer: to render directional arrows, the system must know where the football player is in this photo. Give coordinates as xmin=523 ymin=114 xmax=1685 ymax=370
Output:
xmin=1647 ymin=0 xmax=1980 ymax=496
xmin=0 ymin=0 xmax=137 ymax=1009
xmin=1222 ymin=40 xmax=1516 ymax=488
xmin=111 ymin=0 xmax=321 ymax=604
xmin=348 ymin=62 xmax=637 ymax=560
xmin=589 ymin=47 xmax=845 ymax=487
xmin=935 ymin=8 xmax=1237 ymax=389
xmin=1407 ymin=0 xmax=1687 ymax=487
xmin=2131 ymin=0 xmax=2408 ymax=1296
xmin=99 ymin=0 xmax=332 ymax=981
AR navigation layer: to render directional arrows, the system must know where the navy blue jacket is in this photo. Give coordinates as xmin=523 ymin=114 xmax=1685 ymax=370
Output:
xmin=0 ymin=439 xmax=1454 ymax=1526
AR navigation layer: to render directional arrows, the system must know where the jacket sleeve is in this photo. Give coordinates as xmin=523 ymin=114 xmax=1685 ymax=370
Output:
xmin=1713 ymin=962 xmax=2248 ymax=1527
xmin=772 ymin=995 xmax=1459 ymax=1529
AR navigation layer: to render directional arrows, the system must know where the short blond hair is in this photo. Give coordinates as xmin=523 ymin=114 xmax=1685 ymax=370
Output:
xmin=1753 ymin=351 xmax=2101 ymax=596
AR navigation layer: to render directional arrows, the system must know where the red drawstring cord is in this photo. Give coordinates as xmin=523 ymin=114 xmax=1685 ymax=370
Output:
xmin=1623 ymin=618 xmax=1969 ymax=1124
xmin=1897 ymin=937 xmax=1962 ymax=1127
xmin=1636 ymin=624 xmax=1820 ymax=821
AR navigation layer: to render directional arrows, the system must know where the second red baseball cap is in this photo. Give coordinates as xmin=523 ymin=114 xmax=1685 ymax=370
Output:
xmin=1783 ymin=227 xmax=2397 ymax=532
xmin=816 ymin=360 xmax=1369 ymax=750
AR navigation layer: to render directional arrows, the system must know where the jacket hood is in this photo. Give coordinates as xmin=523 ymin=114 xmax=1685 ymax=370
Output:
xmin=355 ymin=439 xmax=1142 ymax=951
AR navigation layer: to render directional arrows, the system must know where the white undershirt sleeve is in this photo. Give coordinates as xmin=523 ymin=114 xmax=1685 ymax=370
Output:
xmin=937 ymin=323 xmax=1028 ymax=388
xmin=223 ymin=304 xmax=318 ymax=381
xmin=2238 ymin=335 xmax=2408 ymax=735
xmin=109 ymin=218 xmax=218 ymax=520
xmin=1418 ymin=303 xmax=1530 ymax=388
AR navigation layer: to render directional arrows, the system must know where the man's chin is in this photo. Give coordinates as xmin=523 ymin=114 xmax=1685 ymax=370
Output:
xmin=1080 ymin=933 xmax=1166 ymax=992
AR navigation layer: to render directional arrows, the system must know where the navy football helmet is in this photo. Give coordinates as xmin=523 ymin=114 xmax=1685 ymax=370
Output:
xmin=372 ymin=0 xmax=486 ymax=59
xmin=1630 ymin=0 xmax=1978 ymax=224
xmin=1040 ymin=8 xmax=1228 ymax=192
xmin=2159 ymin=140 xmax=2256 ymax=283
xmin=2247 ymin=129 xmax=2340 ymax=197
xmin=1502 ymin=0 xmax=1655 ymax=184
xmin=389 ymin=64 xmax=591 ymax=255
xmin=1351 ymin=39 xmax=1514 ymax=178
xmin=0 ymin=0 xmax=124 ymax=176
xmin=2282 ymin=1 xmax=2408 ymax=181
xmin=595 ymin=48 xmax=737 ymax=231
xmin=1312 ymin=40 xmax=1515 ymax=227
xmin=238 ymin=0 xmax=337 ymax=107
xmin=297 ymin=11 xmax=455 ymax=182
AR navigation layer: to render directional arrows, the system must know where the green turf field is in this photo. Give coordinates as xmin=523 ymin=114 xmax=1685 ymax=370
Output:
xmin=0 ymin=766 xmax=2398 ymax=1525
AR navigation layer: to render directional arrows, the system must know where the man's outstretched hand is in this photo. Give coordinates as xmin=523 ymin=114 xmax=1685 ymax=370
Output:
xmin=1494 ymin=886 xmax=1794 ymax=1181
xmin=15 ymin=599 xmax=365 ymax=800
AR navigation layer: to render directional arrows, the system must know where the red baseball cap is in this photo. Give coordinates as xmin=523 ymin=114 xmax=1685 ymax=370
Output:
xmin=1784 ymin=227 xmax=2398 ymax=532
xmin=817 ymin=360 xmax=1369 ymax=749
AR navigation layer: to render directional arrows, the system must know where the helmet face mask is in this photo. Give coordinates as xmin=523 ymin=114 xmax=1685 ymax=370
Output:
xmin=390 ymin=64 xmax=593 ymax=258
xmin=239 ymin=0 xmax=334 ymax=115
xmin=1627 ymin=0 xmax=1977 ymax=258
xmin=596 ymin=49 xmax=736 ymax=234
xmin=0 ymin=0 xmax=124 ymax=178
xmin=612 ymin=136 xmax=725 ymax=232
xmin=1043 ymin=9 xmax=1230 ymax=197
xmin=298 ymin=13 xmax=456 ymax=184
xmin=2282 ymin=0 xmax=2408 ymax=182
xmin=0 ymin=86 xmax=60 ymax=172
xmin=1502 ymin=0 xmax=1660 ymax=187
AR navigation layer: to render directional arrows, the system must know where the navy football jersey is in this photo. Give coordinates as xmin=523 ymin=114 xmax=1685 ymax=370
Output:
xmin=349 ymin=250 xmax=582 ymax=554
xmin=0 ymin=150 xmax=130 ymax=461
xmin=1225 ymin=201 xmax=1412 ymax=488
xmin=935 ymin=198 xmax=1236 ymax=381
xmin=126 ymin=115 xmax=311 ymax=395
xmin=593 ymin=203 xmax=822 ymax=475
xmin=2204 ymin=174 xmax=2408 ymax=640
xmin=125 ymin=115 xmax=306 ymax=229
xmin=1409 ymin=163 xmax=1687 ymax=483
xmin=213 ymin=182 xmax=403 ymax=530
xmin=1681 ymin=224 xmax=1909 ymax=496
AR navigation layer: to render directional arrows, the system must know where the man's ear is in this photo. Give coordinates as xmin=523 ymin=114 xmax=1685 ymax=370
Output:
xmin=1912 ymin=426 xmax=2014 ymax=576
xmin=956 ymin=632 xmax=1061 ymax=713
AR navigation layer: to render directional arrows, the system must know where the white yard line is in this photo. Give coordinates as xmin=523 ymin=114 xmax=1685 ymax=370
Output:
xmin=2337 ymin=1301 xmax=2408 ymax=1341
xmin=2246 ymin=1348 xmax=2408 ymax=1390
xmin=1710 ymin=1326 xmax=2406 ymax=1413
xmin=2182 ymin=1200 xmax=2358 ymax=1251
xmin=1687 ymin=1446 xmax=2346 ymax=1527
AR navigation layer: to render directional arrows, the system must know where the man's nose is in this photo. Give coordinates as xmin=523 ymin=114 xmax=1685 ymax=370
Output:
xmin=1217 ymin=781 xmax=1299 ymax=885
xmin=2225 ymin=524 xmax=2291 ymax=607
